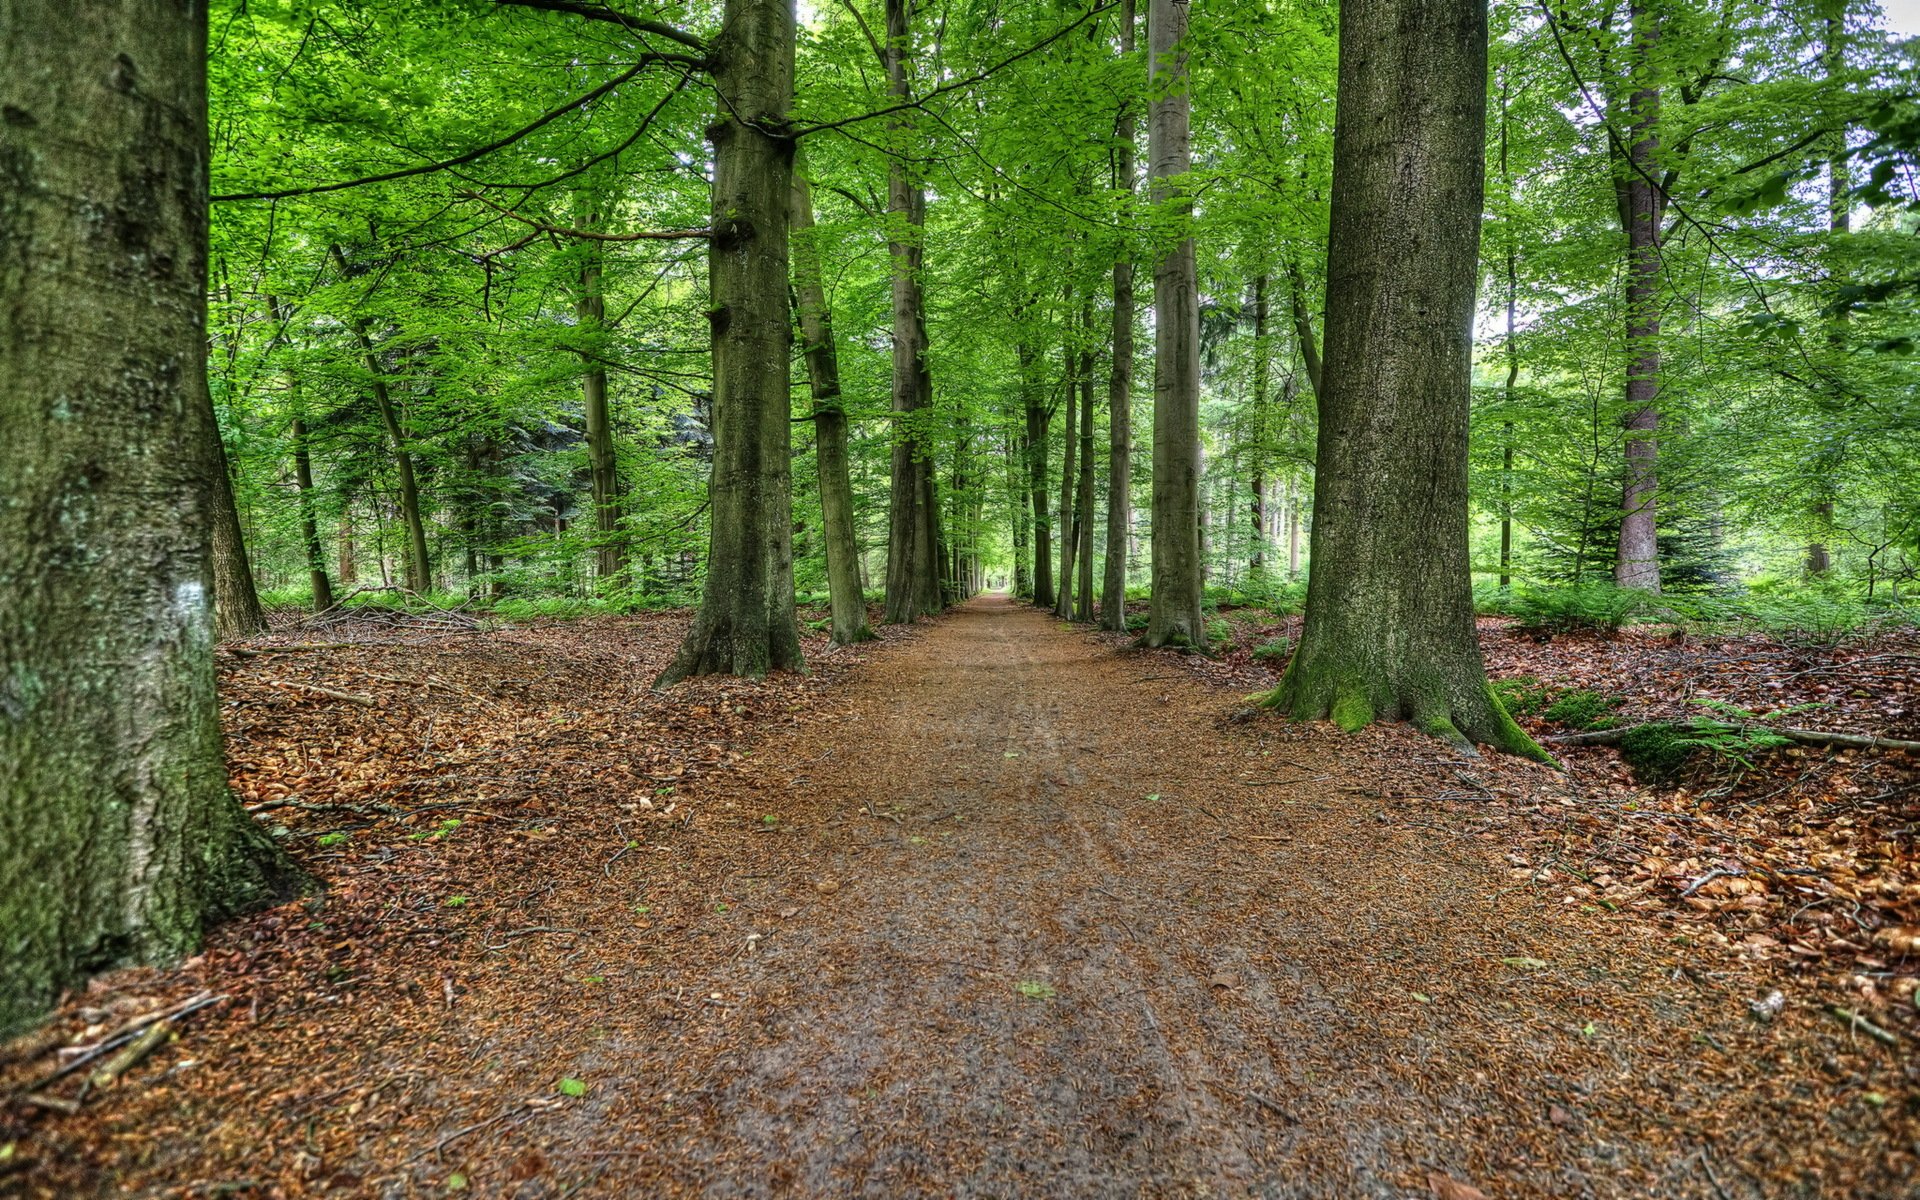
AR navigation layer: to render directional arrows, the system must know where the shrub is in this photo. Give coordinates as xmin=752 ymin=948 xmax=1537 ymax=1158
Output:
xmin=1507 ymin=582 xmax=1653 ymax=637
xmin=1541 ymin=689 xmax=1624 ymax=730
xmin=1251 ymin=636 xmax=1293 ymax=664
xmin=1490 ymin=675 xmax=1554 ymax=717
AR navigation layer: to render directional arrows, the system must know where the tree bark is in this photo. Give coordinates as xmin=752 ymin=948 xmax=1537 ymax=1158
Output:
xmin=881 ymin=0 xmax=941 ymax=623
xmin=574 ymin=183 xmax=625 ymax=583
xmin=1055 ymin=311 xmax=1080 ymax=619
xmin=1022 ymin=335 xmax=1054 ymax=608
xmin=1613 ymin=2 xmax=1663 ymax=593
xmin=1809 ymin=4 xmax=1848 ymax=578
xmin=1249 ymin=273 xmax=1270 ymax=576
xmin=1263 ymin=0 xmax=1546 ymax=760
xmin=1144 ymin=0 xmax=1205 ymax=647
xmin=1075 ymin=331 xmax=1096 ymax=622
xmin=790 ymin=163 xmax=873 ymax=645
xmin=0 ymin=0 xmax=308 ymax=1037
xmin=206 ymin=397 xmax=268 ymax=638
xmin=329 ymin=244 xmax=432 ymax=595
xmin=290 ymin=410 xmax=336 ymax=613
xmin=657 ymin=0 xmax=803 ymax=683
xmin=1100 ymin=0 xmax=1136 ymax=632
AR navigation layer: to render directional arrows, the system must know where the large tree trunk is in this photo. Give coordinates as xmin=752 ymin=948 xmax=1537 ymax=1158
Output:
xmin=574 ymin=184 xmax=625 ymax=583
xmin=207 ymin=401 xmax=268 ymax=637
xmin=1613 ymin=2 xmax=1663 ymax=593
xmin=881 ymin=0 xmax=941 ymax=623
xmin=1264 ymin=0 xmax=1546 ymax=760
xmin=1144 ymin=0 xmax=1205 ymax=648
xmin=1100 ymin=0 xmax=1137 ymax=632
xmin=657 ymin=0 xmax=802 ymax=683
xmin=1022 ymin=337 xmax=1054 ymax=608
xmin=0 ymin=0 xmax=308 ymax=1037
xmin=291 ymin=411 xmax=337 ymax=613
xmin=791 ymin=164 xmax=873 ymax=645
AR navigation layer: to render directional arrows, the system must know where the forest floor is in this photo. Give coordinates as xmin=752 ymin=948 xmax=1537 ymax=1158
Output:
xmin=5 ymin=594 xmax=1919 ymax=1198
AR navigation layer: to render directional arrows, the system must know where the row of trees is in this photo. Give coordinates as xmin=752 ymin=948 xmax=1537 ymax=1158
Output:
xmin=3 ymin=0 xmax=1913 ymax=1031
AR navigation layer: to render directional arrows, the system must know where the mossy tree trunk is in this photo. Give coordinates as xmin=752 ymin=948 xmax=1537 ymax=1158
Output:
xmin=657 ymin=0 xmax=803 ymax=683
xmin=1144 ymin=0 xmax=1205 ymax=648
xmin=790 ymin=163 xmax=873 ymax=646
xmin=1264 ymin=0 xmax=1547 ymax=761
xmin=0 ymin=0 xmax=309 ymax=1037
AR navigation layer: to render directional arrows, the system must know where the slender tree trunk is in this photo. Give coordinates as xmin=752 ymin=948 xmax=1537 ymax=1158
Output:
xmin=206 ymin=397 xmax=268 ymax=637
xmin=0 ymin=0 xmax=307 ymax=1036
xmin=291 ymin=410 xmax=336 ymax=613
xmin=1264 ymin=0 xmax=1546 ymax=760
xmin=1810 ymin=3 xmax=1849 ymax=577
xmin=1056 ymin=315 xmax=1080 ymax=619
xmin=1145 ymin=0 xmax=1205 ymax=647
xmin=1075 ymin=334 xmax=1096 ymax=621
xmin=1250 ymin=273 xmax=1271 ymax=575
xmin=1010 ymin=431 xmax=1032 ymax=596
xmin=338 ymin=514 xmax=358 ymax=586
xmin=1613 ymin=2 xmax=1663 ymax=593
xmin=329 ymin=244 xmax=432 ymax=595
xmin=1499 ymin=70 xmax=1518 ymax=592
xmin=1100 ymin=0 xmax=1138 ymax=632
xmin=791 ymin=164 xmax=874 ymax=645
xmin=574 ymin=185 xmax=625 ymax=583
xmin=1022 ymin=338 xmax=1054 ymax=608
xmin=657 ymin=0 xmax=803 ymax=683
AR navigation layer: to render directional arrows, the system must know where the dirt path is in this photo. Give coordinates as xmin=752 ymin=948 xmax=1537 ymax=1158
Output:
xmin=15 ymin=596 xmax=1906 ymax=1197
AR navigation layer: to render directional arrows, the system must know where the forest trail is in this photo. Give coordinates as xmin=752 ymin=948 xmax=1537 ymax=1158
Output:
xmin=368 ymin=594 xmax=1760 ymax=1198
xmin=18 ymin=596 xmax=1887 ymax=1197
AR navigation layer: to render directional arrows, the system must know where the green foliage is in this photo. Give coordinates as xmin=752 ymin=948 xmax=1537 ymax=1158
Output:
xmin=1541 ymin=689 xmax=1623 ymax=731
xmin=1205 ymin=617 xmax=1233 ymax=648
xmin=1251 ymin=636 xmax=1292 ymax=664
xmin=1507 ymin=583 xmax=1654 ymax=637
xmin=1490 ymin=675 xmax=1555 ymax=717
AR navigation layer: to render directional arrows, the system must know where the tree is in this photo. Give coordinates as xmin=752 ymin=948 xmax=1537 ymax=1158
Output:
xmin=1263 ymin=0 xmax=1547 ymax=759
xmin=0 ymin=0 xmax=307 ymax=1036
xmin=657 ymin=0 xmax=805 ymax=682
xmin=1613 ymin=0 xmax=1665 ymax=593
xmin=792 ymin=161 xmax=875 ymax=645
xmin=1099 ymin=0 xmax=1138 ymax=633
xmin=1144 ymin=0 xmax=1206 ymax=648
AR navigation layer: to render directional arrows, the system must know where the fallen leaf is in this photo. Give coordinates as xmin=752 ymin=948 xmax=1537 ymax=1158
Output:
xmin=1427 ymin=1171 xmax=1489 ymax=1200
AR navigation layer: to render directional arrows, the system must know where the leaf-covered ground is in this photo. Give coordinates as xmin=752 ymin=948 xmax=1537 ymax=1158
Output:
xmin=4 ymin=599 xmax=1917 ymax=1197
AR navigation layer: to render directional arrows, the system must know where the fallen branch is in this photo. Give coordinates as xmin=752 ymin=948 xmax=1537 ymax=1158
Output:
xmin=14 ymin=992 xmax=222 ymax=1098
xmin=1828 ymin=1004 xmax=1900 ymax=1046
xmin=1548 ymin=723 xmax=1920 ymax=754
xmin=86 ymin=1020 xmax=172 ymax=1089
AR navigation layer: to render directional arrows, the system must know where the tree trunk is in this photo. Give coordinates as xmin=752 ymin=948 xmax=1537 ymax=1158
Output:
xmin=1075 ymin=334 xmax=1096 ymax=622
xmin=1022 ymin=337 xmax=1054 ymax=608
xmin=1613 ymin=2 xmax=1663 ymax=593
xmin=1809 ymin=4 xmax=1848 ymax=578
xmin=291 ymin=411 xmax=336 ymax=613
xmin=0 ymin=0 xmax=308 ymax=1037
xmin=206 ymin=398 xmax=268 ymax=637
xmin=1055 ymin=314 xmax=1080 ymax=619
xmin=574 ymin=184 xmax=625 ymax=583
xmin=881 ymin=0 xmax=940 ymax=623
xmin=1250 ymin=273 xmax=1270 ymax=576
xmin=1263 ymin=0 xmax=1546 ymax=760
xmin=657 ymin=0 xmax=802 ymax=683
xmin=1499 ymin=70 xmax=1518 ymax=593
xmin=1144 ymin=0 xmax=1205 ymax=647
xmin=791 ymin=163 xmax=873 ymax=645
xmin=1100 ymin=0 xmax=1137 ymax=633
xmin=1010 ymin=431 xmax=1031 ymax=597
xmin=329 ymin=244 xmax=432 ymax=595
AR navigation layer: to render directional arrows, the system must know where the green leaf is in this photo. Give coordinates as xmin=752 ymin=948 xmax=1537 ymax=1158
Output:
xmin=557 ymin=1077 xmax=587 ymax=1097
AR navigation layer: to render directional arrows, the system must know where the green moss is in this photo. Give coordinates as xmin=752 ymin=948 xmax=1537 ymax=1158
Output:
xmin=1482 ymin=682 xmax=1559 ymax=767
xmin=1330 ymin=689 xmax=1374 ymax=733
xmin=1617 ymin=722 xmax=1693 ymax=784
xmin=1541 ymin=689 xmax=1623 ymax=731
xmin=1490 ymin=675 xmax=1553 ymax=717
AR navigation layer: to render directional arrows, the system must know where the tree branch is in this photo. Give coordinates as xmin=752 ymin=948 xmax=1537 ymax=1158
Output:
xmin=494 ymin=0 xmax=707 ymax=52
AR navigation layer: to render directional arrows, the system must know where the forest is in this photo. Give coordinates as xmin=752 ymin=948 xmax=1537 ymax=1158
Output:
xmin=4 ymin=0 xmax=1920 ymax=1194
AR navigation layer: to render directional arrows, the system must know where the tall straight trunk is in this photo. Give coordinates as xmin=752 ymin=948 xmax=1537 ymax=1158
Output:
xmin=1287 ymin=482 xmax=1302 ymax=578
xmin=574 ymin=186 xmax=624 ymax=582
xmin=882 ymin=0 xmax=940 ymax=622
xmin=1810 ymin=4 xmax=1849 ymax=577
xmin=1022 ymin=338 xmax=1054 ymax=607
xmin=0 ymin=0 xmax=307 ymax=1036
xmin=1250 ymin=273 xmax=1271 ymax=575
xmin=1145 ymin=0 xmax=1205 ymax=647
xmin=1499 ymin=69 xmax=1518 ymax=592
xmin=1075 ymin=336 xmax=1096 ymax=621
xmin=291 ymin=410 xmax=336 ymax=613
xmin=1613 ymin=2 xmax=1663 ymax=593
xmin=1100 ymin=0 xmax=1138 ymax=631
xmin=338 ymin=514 xmax=358 ymax=585
xmin=329 ymin=244 xmax=432 ymax=595
xmin=1264 ymin=0 xmax=1545 ymax=760
xmin=658 ymin=0 xmax=802 ymax=683
xmin=1056 ymin=317 xmax=1081 ymax=619
xmin=791 ymin=165 xmax=873 ymax=645
xmin=1010 ymin=431 xmax=1032 ymax=596
xmin=207 ymin=397 xmax=268 ymax=637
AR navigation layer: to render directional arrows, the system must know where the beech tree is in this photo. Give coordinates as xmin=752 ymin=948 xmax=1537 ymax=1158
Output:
xmin=1264 ymin=0 xmax=1547 ymax=759
xmin=0 ymin=0 xmax=306 ymax=1036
